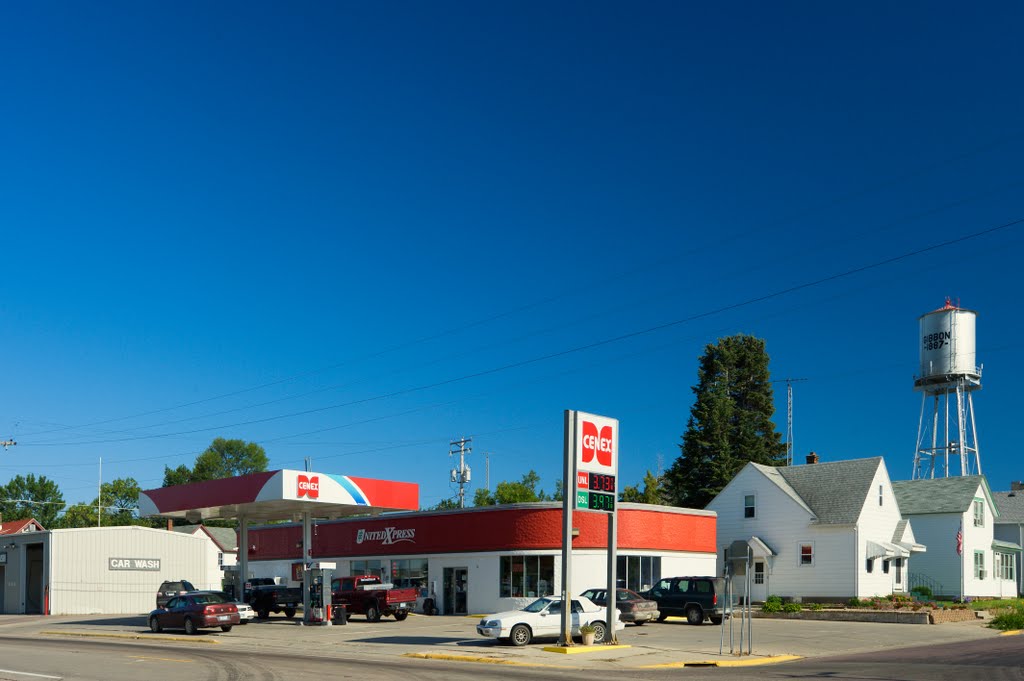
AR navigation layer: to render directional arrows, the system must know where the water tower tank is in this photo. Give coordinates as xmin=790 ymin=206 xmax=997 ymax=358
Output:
xmin=916 ymin=300 xmax=979 ymax=386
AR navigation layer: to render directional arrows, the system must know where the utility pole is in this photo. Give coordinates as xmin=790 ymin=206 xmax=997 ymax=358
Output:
xmin=450 ymin=437 xmax=472 ymax=508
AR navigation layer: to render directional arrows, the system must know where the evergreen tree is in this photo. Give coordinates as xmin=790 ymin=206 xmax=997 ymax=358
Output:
xmin=664 ymin=334 xmax=786 ymax=508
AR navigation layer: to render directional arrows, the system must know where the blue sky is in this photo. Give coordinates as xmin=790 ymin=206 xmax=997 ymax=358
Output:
xmin=2 ymin=2 xmax=1022 ymax=514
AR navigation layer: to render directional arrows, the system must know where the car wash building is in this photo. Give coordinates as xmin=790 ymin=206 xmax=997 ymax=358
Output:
xmin=234 ymin=502 xmax=717 ymax=617
xmin=1 ymin=522 xmax=220 ymax=615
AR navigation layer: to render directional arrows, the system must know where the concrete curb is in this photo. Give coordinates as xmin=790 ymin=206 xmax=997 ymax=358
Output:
xmin=542 ymin=644 xmax=632 ymax=654
xmin=403 ymin=652 xmax=557 ymax=667
xmin=640 ymin=655 xmax=803 ymax=668
xmin=40 ymin=630 xmax=221 ymax=645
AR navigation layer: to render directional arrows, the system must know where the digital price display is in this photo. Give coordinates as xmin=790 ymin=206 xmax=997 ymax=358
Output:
xmin=575 ymin=471 xmax=616 ymax=513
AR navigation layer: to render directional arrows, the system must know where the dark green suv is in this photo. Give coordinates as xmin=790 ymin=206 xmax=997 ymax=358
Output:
xmin=642 ymin=576 xmax=728 ymax=625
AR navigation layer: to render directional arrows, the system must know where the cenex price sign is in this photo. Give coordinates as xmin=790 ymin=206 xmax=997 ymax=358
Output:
xmin=573 ymin=411 xmax=618 ymax=514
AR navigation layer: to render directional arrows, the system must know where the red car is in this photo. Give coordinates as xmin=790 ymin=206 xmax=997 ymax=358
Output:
xmin=149 ymin=592 xmax=240 ymax=634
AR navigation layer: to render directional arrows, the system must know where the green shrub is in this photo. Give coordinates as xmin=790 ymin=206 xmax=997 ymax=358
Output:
xmin=911 ymin=585 xmax=933 ymax=600
xmin=808 ymin=602 xmax=824 ymax=611
xmin=990 ymin=604 xmax=1024 ymax=631
xmin=762 ymin=595 xmax=783 ymax=613
xmin=847 ymin=597 xmax=862 ymax=608
xmin=781 ymin=602 xmax=802 ymax=613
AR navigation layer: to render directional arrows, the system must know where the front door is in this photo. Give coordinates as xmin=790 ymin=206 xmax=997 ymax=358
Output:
xmin=443 ymin=567 xmax=469 ymax=615
xmin=751 ymin=561 xmax=767 ymax=602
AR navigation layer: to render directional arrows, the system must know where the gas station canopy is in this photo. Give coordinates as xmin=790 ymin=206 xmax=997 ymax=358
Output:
xmin=139 ymin=469 xmax=419 ymax=522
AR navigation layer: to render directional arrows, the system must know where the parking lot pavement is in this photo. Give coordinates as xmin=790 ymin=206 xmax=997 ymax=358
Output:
xmin=14 ymin=613 xmax=1005 ymax=669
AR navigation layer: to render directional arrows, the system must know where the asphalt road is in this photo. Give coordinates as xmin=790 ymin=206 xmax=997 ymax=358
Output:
xmin=2 ymin=634 xmax=1021 ymax=681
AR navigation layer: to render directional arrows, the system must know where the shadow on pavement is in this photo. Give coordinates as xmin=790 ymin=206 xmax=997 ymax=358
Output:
xmin=60 ymin=616 xmax=149 ymax=628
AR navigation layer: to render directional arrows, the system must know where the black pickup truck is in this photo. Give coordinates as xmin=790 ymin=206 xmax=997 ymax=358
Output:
xmin=247 ymin=584 xmax=303 ymax=620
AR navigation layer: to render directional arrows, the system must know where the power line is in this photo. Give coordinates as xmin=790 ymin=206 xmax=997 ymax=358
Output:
xmin=17 ymin=132 xmax=1022 ymax=442
xmin=18 ymin=214 xmax=1023 ymax=449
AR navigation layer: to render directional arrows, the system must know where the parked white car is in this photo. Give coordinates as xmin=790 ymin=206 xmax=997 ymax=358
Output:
xmin=477 ymin=595 xmax=623 ymax=646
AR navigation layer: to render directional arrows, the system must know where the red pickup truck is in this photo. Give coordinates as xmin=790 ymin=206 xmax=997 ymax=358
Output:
xmin=331 ymin=575 xmax=418 ymax=622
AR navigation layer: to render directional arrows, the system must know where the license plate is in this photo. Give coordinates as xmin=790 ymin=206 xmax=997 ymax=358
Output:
xmin=398 ymin=603 xmax=406 ymax=609
xmin=218 ymin=615 xmax=230 ymax=621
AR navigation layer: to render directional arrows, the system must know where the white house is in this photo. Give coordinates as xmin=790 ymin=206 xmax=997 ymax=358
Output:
xmin=993 ymin=483 xmax=1024 ymax=597
xmin=707 ymin=455 xmax=925 ymax=602
xmin=171 ymin=524 xmax=238 ymax=569
xmin=894 ymin=475 xmax=1019 ymax=600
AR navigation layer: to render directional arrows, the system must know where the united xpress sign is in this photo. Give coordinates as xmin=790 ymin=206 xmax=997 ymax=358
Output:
xmin=109 ymin=557 xmax=162 ymax=571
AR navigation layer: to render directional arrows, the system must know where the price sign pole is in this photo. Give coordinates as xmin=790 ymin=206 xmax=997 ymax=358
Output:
xmin=562 ymin=409 xmax=619 ymax=646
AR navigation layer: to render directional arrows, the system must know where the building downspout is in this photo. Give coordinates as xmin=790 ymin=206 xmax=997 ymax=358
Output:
xmin=854 ymin=525 xmax=860 ymax=599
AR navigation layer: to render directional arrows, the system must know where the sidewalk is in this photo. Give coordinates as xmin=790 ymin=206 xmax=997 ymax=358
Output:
xmin=9 ymin=612 xmax=1004 ymax=669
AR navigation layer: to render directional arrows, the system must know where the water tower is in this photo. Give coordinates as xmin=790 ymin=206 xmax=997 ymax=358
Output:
xmin=912 ymin=299 xmax=982 ymax=479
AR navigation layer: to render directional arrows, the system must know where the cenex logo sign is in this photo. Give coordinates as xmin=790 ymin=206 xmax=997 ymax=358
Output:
xmin=297 ymin=475 xmax=319 ymax=499
xmin=581 ymin=421 xmax=614 ymax=467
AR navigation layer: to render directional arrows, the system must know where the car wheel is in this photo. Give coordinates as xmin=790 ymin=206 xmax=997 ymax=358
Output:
xmin=633 ymin=620 xmax=645 ymax=626
xmin=184 ymin=617 xmax=198 ymax=635
xmin=220 ymin=625 xmax=233 ymax=632
xmin=509 ymin=623 xmax=532 ymax=647
xmin=257 ymin=608 xmax=269 ymax=620
xmin=709 ymin=617 xmax=723 ymax=625
xmin=283 ymin=607 xmax=296 ymax=619
xmin=686 ymin=606 xmax=703 ymax=625
xmin=366 ymin=603 xmax=382 ymax=622
xmin=591 ymin=621 xmax=607 ymax=642
xmin=393 ymin=611 xmax=408 ymax=621
xmin=657 ymin=612 xmax=669 ymax=622
xmin=149 ymin=616 xmax=162 ymax=633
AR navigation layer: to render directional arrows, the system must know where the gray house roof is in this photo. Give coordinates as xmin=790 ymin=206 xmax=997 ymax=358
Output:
xmin=993 ymin=492 xmax=1024 ymax=524
xmin=752 ymin=457 xmax=883 ymax=525
xmin=172 ymin=524 xmax=239 ymax=552
xmin=892 ymin=476 xmax=993 ymax=516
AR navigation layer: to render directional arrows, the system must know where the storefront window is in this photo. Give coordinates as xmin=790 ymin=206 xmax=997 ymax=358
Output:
xmin=390 ymin=558 xmax=428 ymax=591
xmin=499 ymin=556 xmax=554 ymax=598
xmin=351 ymin=560 xmax=384 ymax=577
xmin=616 ymin=555 xmax=661 ymax=592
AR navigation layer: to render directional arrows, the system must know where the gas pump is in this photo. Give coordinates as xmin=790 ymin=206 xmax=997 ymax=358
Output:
xmin=305 ymin=561 xmax=335 ymax=626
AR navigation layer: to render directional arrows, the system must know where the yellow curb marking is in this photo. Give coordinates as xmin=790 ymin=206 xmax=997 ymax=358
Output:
xmin=129 ymin=656 xmax=195 ymax=663
xmin=998 ymin=629 xmax=1022 ymax=636
xmin=641 ymin=655 xmax=802 ymax=669
xmin=542 ymin=644 xmax=632 ymax=655
xmin=403 ymin=652 xmax=558 ymax=667
xmin=40 ymin=630 xmax=220 ymax=645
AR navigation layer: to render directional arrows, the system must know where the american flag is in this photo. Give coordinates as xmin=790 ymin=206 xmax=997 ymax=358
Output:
xmin=956 ymin=523 xmax=963 ymax=556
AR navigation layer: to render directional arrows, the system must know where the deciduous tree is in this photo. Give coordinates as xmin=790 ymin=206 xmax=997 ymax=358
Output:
xmin=0 ymin=474 xmax=64 ymax=528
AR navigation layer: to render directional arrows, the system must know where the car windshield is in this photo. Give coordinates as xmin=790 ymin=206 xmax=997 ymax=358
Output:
xmin=192 ymin=593 xmax=228 ymax=605
xmin=522 ymin=597 xmax=555 ymax=613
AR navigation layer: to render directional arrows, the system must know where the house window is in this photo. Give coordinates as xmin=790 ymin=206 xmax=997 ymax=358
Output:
xmin=974 ymin=500 xmax=985 ymax=527
xmin=974 ymin=551 xmax=986 ymax=580
xmin=754 ymin=561 xmax=765 ymax=584
xmin=218 ymin=552 xmax=224 ymax=566
xmin=882 ymin=560 xmax=890 ymax=574
xmin=799 ymin=544 xmax=813 ymax=566
xmin=894 ymin=558 xmax=903 ymax=585
xmin=744 ymin=495 xmax=756 ymax=519
xmin=500 ymin=555 xmax=554 ymax=598
xmin=866 ymin=558 xmax=873 ymax=573
xmin=996 ymin=552 xmax=1016 ymax=581
xmin=879 ymin=485 xmax=883 ymax=506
